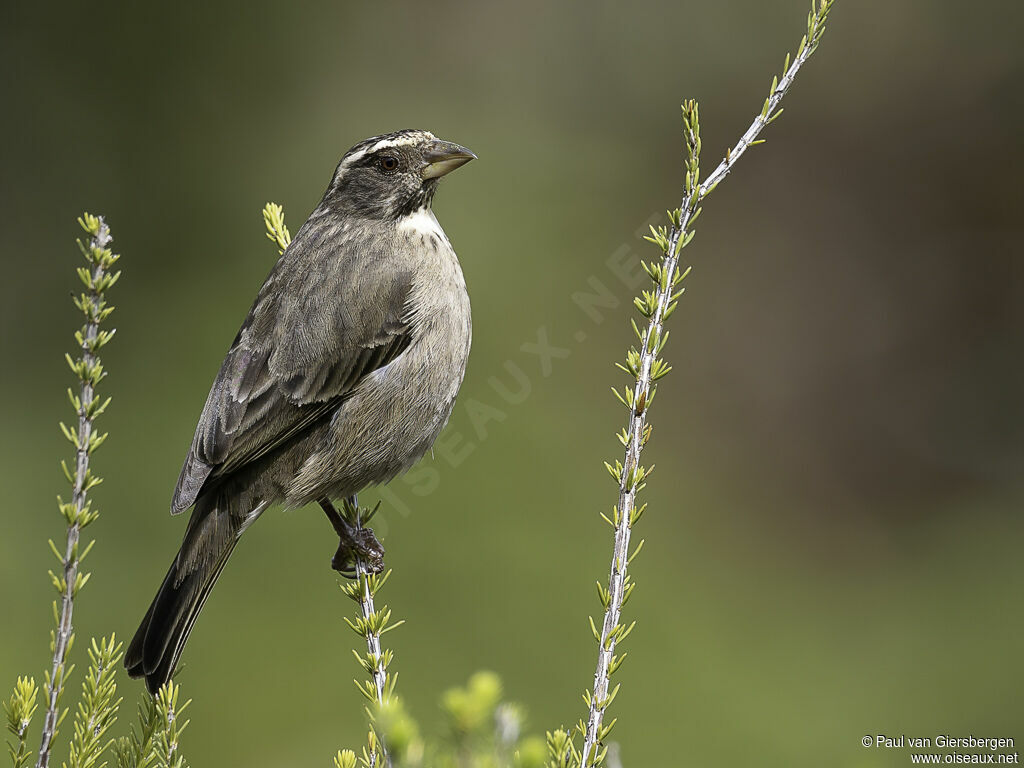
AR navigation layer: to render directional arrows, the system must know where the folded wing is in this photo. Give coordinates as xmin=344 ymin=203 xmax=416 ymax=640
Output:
xmin=170 ymin=227 xmax=413 ymax=514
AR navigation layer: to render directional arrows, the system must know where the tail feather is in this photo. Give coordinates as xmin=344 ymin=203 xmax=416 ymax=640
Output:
xmin=126 ymin=500 xmax=240 ymax=694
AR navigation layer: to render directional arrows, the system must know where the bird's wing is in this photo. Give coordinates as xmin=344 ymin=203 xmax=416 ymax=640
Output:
xmin=170 ymin=224 xmax=413 ymax=514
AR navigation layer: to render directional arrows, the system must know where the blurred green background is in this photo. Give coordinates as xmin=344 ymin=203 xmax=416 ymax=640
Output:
xmin=2 ymin=0 xmax=1022 ymax=765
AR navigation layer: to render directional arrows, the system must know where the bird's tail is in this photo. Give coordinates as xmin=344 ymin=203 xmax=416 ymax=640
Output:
xmin=125 ymin=495 xmax=243 ymax=694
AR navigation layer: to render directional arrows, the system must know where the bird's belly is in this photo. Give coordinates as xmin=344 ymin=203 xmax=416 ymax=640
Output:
xmin=284 ymin=312 xmax=470 ymax=506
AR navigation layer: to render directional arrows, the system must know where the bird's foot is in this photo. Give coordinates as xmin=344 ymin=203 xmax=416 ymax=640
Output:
xmin=319 ymin=497 xmax=385 ymax=578
xmin=331 ymin=526 xmax=385 ymax=576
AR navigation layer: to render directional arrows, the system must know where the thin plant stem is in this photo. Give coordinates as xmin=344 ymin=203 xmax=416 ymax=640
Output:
xmin=580 ymin=2 xmax=834 ymax=764
xmin=338 ymin=498 xmax=403 ymax=768
xmin=38 ymin=216 xmax=119 ymax=768
xmin=351 ymin=499 xmax=387 ymax=708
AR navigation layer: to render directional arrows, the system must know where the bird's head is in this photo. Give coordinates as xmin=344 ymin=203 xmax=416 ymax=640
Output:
xmin=325 ymin=129 xmax=476 ymax=220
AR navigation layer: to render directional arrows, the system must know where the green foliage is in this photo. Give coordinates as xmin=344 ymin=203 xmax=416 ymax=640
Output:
xmin=262 ymin=202 xmax=292 ymax=254
xmin=113 ymin=694 xmax=160 ymax=768
xmin=64 ymin=637 xmax=123 ymax=768
xmin=150 ymin=685 xmax=190 ymax=768
xmin=442 ymin=671 xmax=503 ymax=740
xmin=35 ymin=213 xmax=122 ymax=768
xmin=110 ymin=682 xmax=190 ymax=768
xmin=4 ymin=214 xmax=191 ymax=768
xmin=334 ymin=672 xmax=550 ymax=768
xmin=373 ymin=698 xmax=421 ymax=763
xmin=342 ymin=565 xmax=403 ymax=702
xmin=543 ymin=730 xmax=579 ymax=768
xmin=4 ymin=677 xmax=38 ymax=768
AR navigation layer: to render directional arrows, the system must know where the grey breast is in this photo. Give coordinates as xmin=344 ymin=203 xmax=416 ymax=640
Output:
xmin=283 ymin=209 xmax=471 ymax=506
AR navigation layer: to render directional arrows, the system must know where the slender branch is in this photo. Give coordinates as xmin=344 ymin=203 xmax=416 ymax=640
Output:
xmin=701 ymin=0 xmax=834 ymax=197
xmin=339 ymin=498 xmax=402 ymax=768
xmin=357 ymin=572 xmax=387 ymax=708
xmin=580 ymin=2 xmax=834 ymax=765
xmin=37 ymin=215 xmax=120 ymax=768
xmin=351 ymin=502 xmax=388 ymax=706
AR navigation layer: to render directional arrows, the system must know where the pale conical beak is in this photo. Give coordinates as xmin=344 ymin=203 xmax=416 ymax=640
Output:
xmin=421 ymin=140 xmax=477 ymax=180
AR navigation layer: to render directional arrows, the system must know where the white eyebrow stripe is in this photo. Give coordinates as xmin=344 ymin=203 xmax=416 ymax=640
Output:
xmin=339 ymin=132 xmax=436 ymax=168
xmin=331 ymin=130 xmax=437 ymax=186
xmin=339 ymin=147 xmax=371 ymax=167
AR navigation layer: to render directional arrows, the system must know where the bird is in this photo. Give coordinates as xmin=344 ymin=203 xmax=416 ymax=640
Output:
xmin=125 ymin=129 xmax=476 ymax=694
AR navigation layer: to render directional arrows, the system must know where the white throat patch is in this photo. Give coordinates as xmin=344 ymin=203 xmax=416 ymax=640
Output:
xmin=398 ymin=207 xmax=446 ymax=242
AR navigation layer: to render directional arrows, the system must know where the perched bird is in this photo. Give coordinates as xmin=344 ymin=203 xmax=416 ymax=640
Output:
xmin=125 ymin=129 xmax=475 ymax=693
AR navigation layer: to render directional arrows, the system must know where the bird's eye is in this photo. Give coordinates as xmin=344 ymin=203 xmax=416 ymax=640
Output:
xmin=378 ymin=155 xmax=399 ymax=173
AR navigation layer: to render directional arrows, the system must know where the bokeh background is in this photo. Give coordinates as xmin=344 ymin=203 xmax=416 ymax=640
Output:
xmin=2 ymin=1 xmax=1022 ymax=765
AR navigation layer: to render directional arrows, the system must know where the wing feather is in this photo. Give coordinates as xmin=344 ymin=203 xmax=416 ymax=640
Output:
xmin=170 ymin=221 xmax=413 ymax=514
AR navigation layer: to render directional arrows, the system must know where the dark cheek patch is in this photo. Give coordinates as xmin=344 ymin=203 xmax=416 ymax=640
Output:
xmin=331 ymin=152 xmax=435 ymax=221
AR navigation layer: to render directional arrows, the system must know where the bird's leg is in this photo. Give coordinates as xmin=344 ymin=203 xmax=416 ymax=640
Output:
xmin=318 ymin=497 xmax=385 ymax=576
